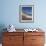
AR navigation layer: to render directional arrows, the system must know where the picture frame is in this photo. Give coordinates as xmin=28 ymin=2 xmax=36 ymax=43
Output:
xmin=19 ymin=5 xmax=34 ymax=23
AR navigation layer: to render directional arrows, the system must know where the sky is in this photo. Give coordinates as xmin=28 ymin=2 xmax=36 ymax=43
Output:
xmin=22 ymin=7 xmax=32 ymax=15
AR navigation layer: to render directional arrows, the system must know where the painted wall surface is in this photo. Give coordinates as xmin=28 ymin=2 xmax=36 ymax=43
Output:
xmin=0 ymin=0 xmax=46 ymax=29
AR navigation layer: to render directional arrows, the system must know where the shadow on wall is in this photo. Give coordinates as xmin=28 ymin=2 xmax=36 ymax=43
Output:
xmin=0 ymin=24 xmax=7 ymax=43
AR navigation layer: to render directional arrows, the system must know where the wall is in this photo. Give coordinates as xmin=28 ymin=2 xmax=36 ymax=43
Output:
xmin=0 ymin=0 xmax=46 ymax=29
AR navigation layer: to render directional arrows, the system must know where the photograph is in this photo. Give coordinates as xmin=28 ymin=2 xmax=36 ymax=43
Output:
xmin=0 ymin=0 xmax=45 ymax=46
xmin=19 ymin=5 xmax=34 ymax=23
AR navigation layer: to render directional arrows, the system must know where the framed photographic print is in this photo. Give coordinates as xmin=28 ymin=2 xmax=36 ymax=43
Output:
xmin=19 ymin=5 xmax=34 ymax=23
